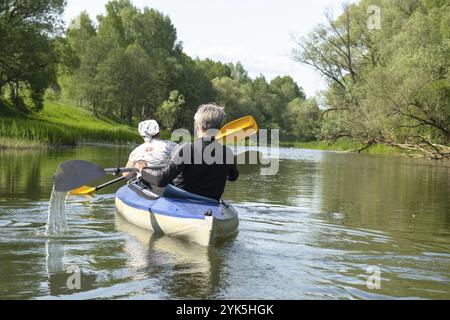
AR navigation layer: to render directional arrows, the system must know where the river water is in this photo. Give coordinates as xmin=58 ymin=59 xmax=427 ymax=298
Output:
xmin=0 ymin=145 xmax=448 ymax=299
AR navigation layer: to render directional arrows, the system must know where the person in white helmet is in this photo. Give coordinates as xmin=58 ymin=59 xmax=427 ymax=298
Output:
xmin=124 ymin=120 xmax=177 ymax=176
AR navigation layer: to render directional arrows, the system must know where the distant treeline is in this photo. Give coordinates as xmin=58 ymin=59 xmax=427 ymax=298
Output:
xmin=0 ymin=0 xmax=317 ymax=142
xmin=0 ymin=0 xmax=448 ymax=158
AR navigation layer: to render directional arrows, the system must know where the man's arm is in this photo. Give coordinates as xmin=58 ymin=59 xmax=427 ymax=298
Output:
xmin=141 ymin=161 xmax=183 ymax=187
xmin=228 ymin=163 xmax=239 ymax=182
xmin=225 ymin=146 xmax=239 ymax=182
xmin=140 ymin=143 xmax=188 ymax=187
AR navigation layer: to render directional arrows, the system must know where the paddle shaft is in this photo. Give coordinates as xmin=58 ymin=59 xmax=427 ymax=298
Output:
xmin=92 ymin=164 xmax=167 ymax=192
xmin=104 ymin=164 xmax=166 ymax=176
xmin=95 ymin=176 xmax=126 ymax=191
xmin=104 ymin=167 xmax=137 ymax=176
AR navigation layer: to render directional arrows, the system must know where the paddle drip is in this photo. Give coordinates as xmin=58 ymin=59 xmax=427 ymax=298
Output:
xmin=46 ymin=186 xmax=69 ymax=235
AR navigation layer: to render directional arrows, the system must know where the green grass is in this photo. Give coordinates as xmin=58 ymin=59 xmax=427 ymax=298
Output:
xmin=0 ymin=137 xmax=47 ymax=149
xmin=0 ymin=100 xmax=140 ymax=148
xmin=281 ymin=139 xmax=404 ymax=155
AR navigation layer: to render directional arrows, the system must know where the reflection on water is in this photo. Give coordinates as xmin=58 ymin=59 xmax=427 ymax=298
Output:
xmin=115 ymin=214 xmax=229 ymax=299
xmin=0 ymin=145 xmax=449 ymax=299
xmin=44 ymin=239 xmax=98 ymax=297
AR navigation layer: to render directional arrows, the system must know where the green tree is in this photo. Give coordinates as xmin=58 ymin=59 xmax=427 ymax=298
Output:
xmin=228 ymin=62 xmax=250 ymax=83
xmin=156 ymin=90 xmax=186 ymax=131
xmin=268 ymin=76 xmax=306 ymax=131
xmin=287 ymin=98 xmax=321 ymax=141
xmin=212 ymin=77 xmax=264 ymax=126
xmin=195 ymin=58 xmax=232 ymax=80
xmin=66 ymin=11 xmax=96 ymax=61
xmin=98 ymin=43 xmax=153 ymax=124
xmin=0 ymin=0 xmax=65 ymax=111
xmin=294 ymin=0 xmax=450 ymax=158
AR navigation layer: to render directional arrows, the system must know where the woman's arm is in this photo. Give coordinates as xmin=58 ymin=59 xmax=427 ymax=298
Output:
xmin=139 ymin=143 xmax=188 ymax=187
xmin=123 ymin=159 xmax=137 ymax=178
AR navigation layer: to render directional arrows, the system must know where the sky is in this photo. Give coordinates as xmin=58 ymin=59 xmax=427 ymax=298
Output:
xmin=64 ymin=0 xmax=351 ymax=97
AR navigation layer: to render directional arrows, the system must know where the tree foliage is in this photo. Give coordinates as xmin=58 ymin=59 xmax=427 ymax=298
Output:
xmin=0 ymin=0 xmax=321 ymax=143
xmin=0 ymin=0 xmax=65 ymax=111
xmin=156 ymin=90 xmax=185 ymax=132
xmin=294 ymin=0 xmax=450 ymax=158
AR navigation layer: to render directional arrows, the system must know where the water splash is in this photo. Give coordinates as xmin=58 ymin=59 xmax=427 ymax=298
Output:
xmin=46 ymin=186 xmax=69 ymax=235
xmin=46 ymin=240 xmax=65 ymax=274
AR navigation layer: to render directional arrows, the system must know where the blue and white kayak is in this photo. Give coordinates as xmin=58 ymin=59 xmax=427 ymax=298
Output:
xmin=115 ymin=181 xmax=239 ymax=246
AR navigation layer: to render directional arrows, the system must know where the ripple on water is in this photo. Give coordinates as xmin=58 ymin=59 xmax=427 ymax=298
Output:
xmin=0 ymin=220 xmax=12 ymax=227
xmin=1 ymin=145 xmax=449 ymax=300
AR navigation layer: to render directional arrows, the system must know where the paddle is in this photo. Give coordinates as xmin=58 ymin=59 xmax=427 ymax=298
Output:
xmin=59 ymin=115 xmax=259 ymax=195
xmin=216 ymin=115 xmax=258 ymax=142
xmin=70 ymin=176 xmax=126 ymax=196
xmin=53 ymin=160 xmax=138 ymax=193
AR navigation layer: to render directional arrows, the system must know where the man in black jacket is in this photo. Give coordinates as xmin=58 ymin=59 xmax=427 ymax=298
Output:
xmin=136 ymin=104 xmax=239 ymax=201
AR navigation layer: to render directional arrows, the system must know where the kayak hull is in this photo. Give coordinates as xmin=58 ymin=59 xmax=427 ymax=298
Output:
xmin=115 ymin=185 xmax=239 ymax=246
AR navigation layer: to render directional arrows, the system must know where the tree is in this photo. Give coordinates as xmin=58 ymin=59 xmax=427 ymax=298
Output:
xmin=228 ymin=62 xmax=250 ymax=83
xmin=156 ymin=90 xmax=186 ymax=131
xmin=0 ymin=0 xmax=65 ymax=111
xmin=170 ymin=52 xmax=216 ymax=129
xmin=363 ymin=3 xmax=450 ymax=155
xmin=294 ymin=0 xmax=450 ymax=158
xmin=287 ymin=98 xmax=321 ymax=141
xmin=212 ymin=77 xmax=264 ymax=126
xmin=74 ymin=33 xmax=117 ymax=116
xmin=66 ymin=11 xmax=96 ymax=61
xmin=268 ymin=76 xmax=306 ymax=130
xmin=269 ymin=76 xmax=306 ymax=103
xmin=98 ymin=43 xmax=154 ymax=124
xmin=195 ymin=58 xmax=232 ymax=80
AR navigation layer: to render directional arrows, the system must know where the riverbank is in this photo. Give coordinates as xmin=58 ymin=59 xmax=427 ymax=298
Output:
xmin=0 ymin=100 xmax=140 ymax=148
xmin=0 ymin=101 xmax=439 ymax=157
xmin=281 ymin=140 xmax=406 ymax=156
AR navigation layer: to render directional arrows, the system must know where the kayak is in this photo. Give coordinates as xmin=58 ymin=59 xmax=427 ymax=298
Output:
xmin=115 ymin=180 xmax=239 ymax=246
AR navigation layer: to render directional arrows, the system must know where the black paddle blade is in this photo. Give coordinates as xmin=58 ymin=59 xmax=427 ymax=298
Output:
xmin=53 ymin=160 xmax=106 ymax=192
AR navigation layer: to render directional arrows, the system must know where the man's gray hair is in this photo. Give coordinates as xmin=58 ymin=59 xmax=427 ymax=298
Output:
xmin=194 ymin=104 xmax=226 ymax=132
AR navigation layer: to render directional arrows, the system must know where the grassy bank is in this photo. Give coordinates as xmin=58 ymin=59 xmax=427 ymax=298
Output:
xmin=281 ymin=140 xmax=405 ymax=155
xmin=0 ymin=100 xmax=140 ymax=148
xmin=0 ymin=99 xmax=418 ymax=156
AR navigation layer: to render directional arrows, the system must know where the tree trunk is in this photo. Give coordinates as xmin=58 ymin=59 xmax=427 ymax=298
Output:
xmin=92 ymin=97 xmax=98 ymax=118
xmin=127 ymin=105 xmax=133 ymax=125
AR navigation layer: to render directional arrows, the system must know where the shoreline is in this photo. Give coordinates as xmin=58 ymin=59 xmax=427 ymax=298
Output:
xmin=3 ymin=138 xmax=449 ymax=161
xmin=0 ymin=136 xmax=412 ymax=156
xmin=280 ymin=140 xmax=406 ymax=156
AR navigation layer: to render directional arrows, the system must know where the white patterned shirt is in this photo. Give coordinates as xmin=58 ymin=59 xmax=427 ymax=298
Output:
xmin=128 ymin=139 xmax=177 ymax=167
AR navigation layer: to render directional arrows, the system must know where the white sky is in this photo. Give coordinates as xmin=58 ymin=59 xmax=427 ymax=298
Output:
xmin=64 ymin=0 xmax=352 ymax=97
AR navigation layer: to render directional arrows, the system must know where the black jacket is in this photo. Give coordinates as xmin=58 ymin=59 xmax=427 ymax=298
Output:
xmin=141 ymin=137 xmax=239 ymax=201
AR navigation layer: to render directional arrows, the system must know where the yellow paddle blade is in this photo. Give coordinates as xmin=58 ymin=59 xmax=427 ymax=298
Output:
xmin=216 ymin=116 xmax=259 ymax=142
xmin=70 ymin=185 xmax=96 ymax=196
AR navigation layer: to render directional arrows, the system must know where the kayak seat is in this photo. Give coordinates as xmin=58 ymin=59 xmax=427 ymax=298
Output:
xmin=163 ymin=184 xmax=219 ymax=204
xmin=127 ymin=178 xmax=218 ymax=204
xmin=128 ymin=178 xmax=162 ymax=200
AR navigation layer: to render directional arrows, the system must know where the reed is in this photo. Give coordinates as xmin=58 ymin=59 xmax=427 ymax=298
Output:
xmin=0 ymin=117 xmax=140 ymax=147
